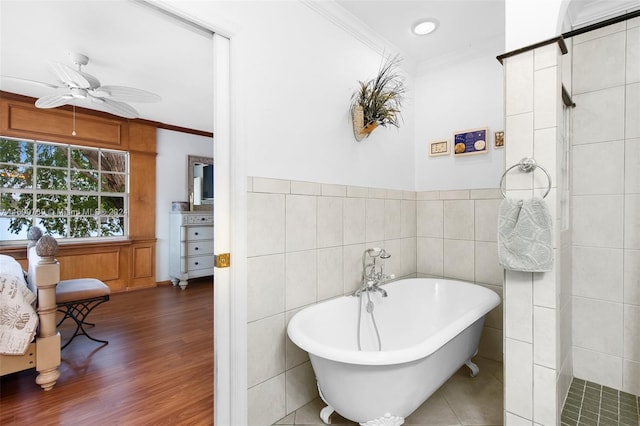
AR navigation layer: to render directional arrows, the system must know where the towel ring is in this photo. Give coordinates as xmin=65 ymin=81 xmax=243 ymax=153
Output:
xmin=499 ymin=157 xmax=552 ymax=199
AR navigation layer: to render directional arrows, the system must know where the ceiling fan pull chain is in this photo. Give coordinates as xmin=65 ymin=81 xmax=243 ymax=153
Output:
xmin=72 ymin=104 xmax=77 ymax=136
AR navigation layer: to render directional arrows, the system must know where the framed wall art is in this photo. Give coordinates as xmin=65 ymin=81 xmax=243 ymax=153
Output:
xmin=428 ymin=140 xmax=449 ymax=157
xmin=494 ymin=131 xmax=504 ymax=148
xmin=452 ymin=127 xmax=489 ymax=156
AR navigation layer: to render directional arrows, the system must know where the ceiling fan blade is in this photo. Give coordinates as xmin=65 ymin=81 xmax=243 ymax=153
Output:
xmin=49 ymin=61 xmax=91 ymax=88
xmin=99 ymin=98 xmax=140 ymax=119
xmin=78 ymin=71 xmax=101 ymax=89
xmin=91 ymin=85 xmax=161 ymax=103
xmin=35 ymin=94 xmax=74 ymax=109
xmin=1 ymin=75 xmax=63 ymax=89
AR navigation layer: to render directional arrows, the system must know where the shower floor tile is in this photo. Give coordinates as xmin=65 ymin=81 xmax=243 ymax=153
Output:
xmin=275 ymin=356 xmax=504 ymax=426
xmin=561 ymin=378 xmax=640 ymax=426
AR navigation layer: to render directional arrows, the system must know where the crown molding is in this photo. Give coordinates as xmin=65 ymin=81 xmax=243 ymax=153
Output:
xmin=299 ymin=0 xmax=417 ymax=73
xmin=417 ymin=34 xmax=505 ymax=74
xmin=566 ymin=0 xmax=640 ymax=29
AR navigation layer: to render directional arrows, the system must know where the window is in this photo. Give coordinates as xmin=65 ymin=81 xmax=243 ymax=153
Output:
xmin=0 ymin=137 xmax=129 ymax=242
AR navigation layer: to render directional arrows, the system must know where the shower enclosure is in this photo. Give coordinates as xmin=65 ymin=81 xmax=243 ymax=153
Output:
xmin=501 ymin=11 xmax=639 ymax=425
xmin=561 ymin=15 xmax=640 ymax=424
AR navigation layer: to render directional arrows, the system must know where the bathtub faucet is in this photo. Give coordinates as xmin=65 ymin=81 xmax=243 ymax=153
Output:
xmin=356 ymin=248 xmax=391 ymax=297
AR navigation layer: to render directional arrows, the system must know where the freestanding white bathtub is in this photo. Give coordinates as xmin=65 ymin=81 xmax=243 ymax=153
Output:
xmin=287 ymin=277 xmax=501 ymax=426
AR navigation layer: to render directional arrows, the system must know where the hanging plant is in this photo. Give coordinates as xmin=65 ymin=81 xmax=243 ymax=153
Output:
xmin=350 ymin=54 xmax=406 ymax=141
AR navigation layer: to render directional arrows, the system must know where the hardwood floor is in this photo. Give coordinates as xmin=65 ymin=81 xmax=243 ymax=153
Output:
xmin=0 ymin=279 xmax=214 ymax=425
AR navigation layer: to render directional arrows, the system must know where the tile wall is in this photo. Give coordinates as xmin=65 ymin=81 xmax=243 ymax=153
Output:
xmin=570 ymin=17 xmax=640 ymax=397
xmin=246 ymin=177 xmax=417 ymax=426
xmin=502 ymin=41 xmax=567 ymax=425
xmin=246 ymin=177 xmax=505 ymax=425
xmin=416 ymin=188 xmax=505 ymax=361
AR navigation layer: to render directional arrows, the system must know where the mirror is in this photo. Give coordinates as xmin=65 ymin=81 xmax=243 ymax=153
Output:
xmin=187 ymin=155 xmax=214 ymax=211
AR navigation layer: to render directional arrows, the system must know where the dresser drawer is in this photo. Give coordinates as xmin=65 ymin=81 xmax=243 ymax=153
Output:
xmin=186 ymin=214 xmax=213 ymax=225
xmin=187 ymin=240 xmax=214 ymax=256
xmin=187 ymin=255 xmax=213 ymax=271
xmin=187 ymin=226 xmax=213 ymax=240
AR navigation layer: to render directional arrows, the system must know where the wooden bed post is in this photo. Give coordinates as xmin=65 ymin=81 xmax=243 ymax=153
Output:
xmin=32 ymin=235 xmax=61 ymax=391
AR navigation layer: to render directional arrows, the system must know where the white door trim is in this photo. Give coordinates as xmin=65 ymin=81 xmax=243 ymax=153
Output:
xmin=137 ymin=2 xmax=247 ymax=424
xmin=213 ymin=33 xmax=248 ymax=426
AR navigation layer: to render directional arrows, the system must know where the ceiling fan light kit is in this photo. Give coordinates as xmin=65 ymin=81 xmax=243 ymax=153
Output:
xmin=3 ymin=52 xmax=161 ymax=121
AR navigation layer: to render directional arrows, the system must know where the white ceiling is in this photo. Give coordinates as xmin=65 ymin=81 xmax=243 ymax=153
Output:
xmin=0 ymin=0 xmax=214 ymax=133
xmin=1 ymin=1 xmax=635 ymax=134
xmin=334 ymin=0 xmax=505 ymax=68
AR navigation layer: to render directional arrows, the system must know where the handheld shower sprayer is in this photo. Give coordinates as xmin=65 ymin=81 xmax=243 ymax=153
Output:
xmin=357 ymin=247 xmax=392 ymax=351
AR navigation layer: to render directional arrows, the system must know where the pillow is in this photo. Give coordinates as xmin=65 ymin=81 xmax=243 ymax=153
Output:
xmin=0 ymin=257 xmax=38 ymax=354
xmin=0 ymin=254 xmax=28 ymax=289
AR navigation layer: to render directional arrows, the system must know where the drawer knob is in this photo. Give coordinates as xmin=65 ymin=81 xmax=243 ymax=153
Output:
xmin=195 ymin=262 xmax=199 ymax=266
xmin=195 ymin=247 xmax=199 ymax=251
xmin=201 ymin=217 xmax=206 ymax=221
xmin=194 ymin=232 xmax=199 ymax=236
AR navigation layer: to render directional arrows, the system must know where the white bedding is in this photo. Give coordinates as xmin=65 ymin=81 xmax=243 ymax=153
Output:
xmin=0 ymin=254 xmax=38 ymax=355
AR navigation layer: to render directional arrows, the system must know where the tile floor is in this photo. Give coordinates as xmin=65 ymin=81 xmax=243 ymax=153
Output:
xmin=560 ymin=378 xmax=640 ymax=426
xmin=275 ymin=356 xmax=504 ymax=426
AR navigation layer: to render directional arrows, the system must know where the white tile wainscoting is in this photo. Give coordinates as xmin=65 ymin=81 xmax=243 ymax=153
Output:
xmin=246 ymin=177 xmax=505 ymax=425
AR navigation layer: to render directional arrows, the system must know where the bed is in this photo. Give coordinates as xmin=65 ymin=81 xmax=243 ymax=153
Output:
xmin=0 ymin=233 xmax=61 ymax=391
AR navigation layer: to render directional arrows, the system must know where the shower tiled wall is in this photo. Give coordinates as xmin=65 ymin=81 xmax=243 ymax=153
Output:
xmin=502 ymin=41 xmax=567 ymax=425
xmin=246 ymin=177 xmax=505 ymax=425
xmin=570 ymin=17 xmax=640 ymax=397
xmin=416 ymin=188 xmax=504 ymax=361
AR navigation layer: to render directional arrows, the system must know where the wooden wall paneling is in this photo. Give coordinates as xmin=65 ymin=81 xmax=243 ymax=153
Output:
xmin=0 ymin=97 xmax=9 ymax=134
xmin=1 ymin=99 xmax=128 ymax=149
xmin=2 ymin=241 xmax=131 ymax=292
xmin=59 ymin=250 xmax=120 ymax=281
xmin=128 ymin=121 xmax=156 ymax=154
xmin=128 ymin=151 xmax=156 ymax=238
xmin=57 ymin=241 xmax=132 ymax=292
xmin=130 ymin=239 xmax=156 ymax=289
xmin=0 ymin=95 xmax=159 ymax=291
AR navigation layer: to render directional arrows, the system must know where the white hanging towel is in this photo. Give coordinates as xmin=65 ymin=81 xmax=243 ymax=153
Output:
xmin=497 ymin=197 xmax=553 ymax=272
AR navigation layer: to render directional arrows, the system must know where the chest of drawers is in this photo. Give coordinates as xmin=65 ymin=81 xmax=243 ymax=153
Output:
xmin=169 ymin=211 xmax=213 ymax=289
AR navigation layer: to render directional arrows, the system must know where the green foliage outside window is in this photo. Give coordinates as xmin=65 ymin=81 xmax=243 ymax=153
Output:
xmin=0 ymin=137 xmax=128 ymax=241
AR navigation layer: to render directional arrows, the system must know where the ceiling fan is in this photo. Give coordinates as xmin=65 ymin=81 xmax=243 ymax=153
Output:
xmin=3 ymin=52 xmax=161 ymax=119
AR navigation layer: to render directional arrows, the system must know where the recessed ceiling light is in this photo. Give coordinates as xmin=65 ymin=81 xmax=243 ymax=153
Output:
xmin=412 ymin=19 xmax=438 ymax=36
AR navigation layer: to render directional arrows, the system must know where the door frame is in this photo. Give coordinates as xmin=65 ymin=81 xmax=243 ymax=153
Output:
xmin=148 ymin=2 xmax=247 ymax=424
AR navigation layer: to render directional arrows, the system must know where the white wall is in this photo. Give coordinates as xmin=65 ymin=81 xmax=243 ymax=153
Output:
xmin=155 ymin=128 xmax=213 ymax=282
xmin=170 ymin=0 xmax=416 ymax=191
xmin=413 ymin=50 xmax=505 ymax=191
xmin=505 ymin=0 xmax=567 ymax=51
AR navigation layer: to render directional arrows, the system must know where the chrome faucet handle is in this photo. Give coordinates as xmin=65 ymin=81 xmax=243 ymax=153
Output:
xmin=381 ymin=273 xmax=395 ymax=282
xmin=372 ymin=284 xmax=388 ymax=297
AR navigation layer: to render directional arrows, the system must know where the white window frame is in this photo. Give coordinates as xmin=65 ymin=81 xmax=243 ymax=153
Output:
xmin=0 ymin=137 xmax=129 ymax=243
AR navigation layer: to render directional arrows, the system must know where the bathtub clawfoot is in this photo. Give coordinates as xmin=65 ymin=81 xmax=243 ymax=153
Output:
xmin=465 ymin=359 xmax=479 ymax=377
xmin=317 ymin=382 xmax=334 ymax=424
xmin=320 ymin=404 xmax=335 ymax=424
xmin=360 ymin=413 xmax=405 ymax=426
